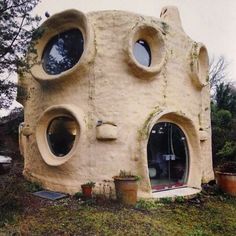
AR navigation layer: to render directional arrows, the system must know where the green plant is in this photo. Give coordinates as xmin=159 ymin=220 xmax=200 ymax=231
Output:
xmin=159 ymin=197 xmax=172 ymax=204
xmin=187 ymin=228 xmax=207 ymax=236
xmin=25 ymin=181 xmax=42 ymax=192
xmin=74 ymin=192 xmax=83 ymax=199
xmin=135 ymin=199 xmax=163 ymax=210
xmin=114 ymin=170 xmax=141 ymax=181
xmin=216 ymin=162 xmax=236 ymax=173
xmin=216 ymin=141 xmax=236 ymax=161
xmin=81 ymin=181 xmax=96 ymax=188
xmin=175 ymin=196 xmax=185 ymax=203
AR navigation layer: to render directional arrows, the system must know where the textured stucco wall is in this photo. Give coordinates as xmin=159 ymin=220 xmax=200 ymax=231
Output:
xmin=18 ymin=6 xmax=214 ymax=198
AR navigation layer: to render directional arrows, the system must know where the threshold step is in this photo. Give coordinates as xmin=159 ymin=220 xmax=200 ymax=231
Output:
xmin=152 ymin=187 xmax=200 ymax=199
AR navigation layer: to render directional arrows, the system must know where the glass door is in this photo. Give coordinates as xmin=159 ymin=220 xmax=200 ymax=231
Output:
xmin=147 ymin=122 xmax=189 ymax=191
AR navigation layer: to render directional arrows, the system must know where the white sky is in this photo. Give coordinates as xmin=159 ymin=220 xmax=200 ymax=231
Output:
xmin=34 ymin=0 xmax=236 ymax=83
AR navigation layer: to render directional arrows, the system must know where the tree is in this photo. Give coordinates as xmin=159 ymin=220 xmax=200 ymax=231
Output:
xmin=210 ymin=57 xmax=236 ymax=166
xmin=215 ymin=82 xmax=236 ymax=115
xmin=0 ymin=0 xmax=41 ymax=75
xmin=0 ymin=0 xmax=41 ymax=109
xmin=209 ymin=56 xmax=229 ymax=91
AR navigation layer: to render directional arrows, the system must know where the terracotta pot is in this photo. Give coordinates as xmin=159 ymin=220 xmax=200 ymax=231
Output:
xmin=81 ymin=185 xmax=93 ymax=198
xmin=114 ymin=177 xmax=138 ymax=205
xmin=215 ymin=171 xmax=236 ymax=196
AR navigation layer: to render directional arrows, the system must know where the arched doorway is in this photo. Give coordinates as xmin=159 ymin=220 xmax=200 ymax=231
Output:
xmin=147 ymin=122 xmax=189 ymax=191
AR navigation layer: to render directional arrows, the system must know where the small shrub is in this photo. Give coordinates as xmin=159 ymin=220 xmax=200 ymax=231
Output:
xmin=81 ymin=181 xmax=96 ymax=188
xmin=24 ymin=181 xmax=42 ymax=192
xmin=216 ymin=141 xmax=236 ymax=162
xmin=187 ymin=228 xmax=207 ymax=236
xmin=175 ymin=196 xmax=185 ymax=203
xmin=74 ymin=192 xmax=83 ymax=199
xmin=159 ymin=197 xmax=172 ymax=204
xmin=135 ymin=199 xmax=163 ymax=210
xmin=0 ymin=162 xmax=23 ymax=208
xmin=216 ymin=162 xmax=236 ymax=173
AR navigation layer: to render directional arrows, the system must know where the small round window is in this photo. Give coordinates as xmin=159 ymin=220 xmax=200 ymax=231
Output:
xmin=42 ymin=28 xmax=84 ymax=75
xmin=133 ymin=40 xmax=151 ymax=67
xmin=47 ymin=116 xmax=77 ymax=157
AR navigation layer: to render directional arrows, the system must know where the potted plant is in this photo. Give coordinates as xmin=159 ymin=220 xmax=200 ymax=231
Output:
xmin=215 ymin=162 xmax=236 ymax=196
xmin=113 ymin=170 xmax=141 ymax=205
xmin=81 ymin=181 xmax=95 ymax=198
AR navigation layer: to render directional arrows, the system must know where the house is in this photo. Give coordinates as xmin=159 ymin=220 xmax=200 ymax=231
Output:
xmin=18 ymin=6 xmax=214 ymax=198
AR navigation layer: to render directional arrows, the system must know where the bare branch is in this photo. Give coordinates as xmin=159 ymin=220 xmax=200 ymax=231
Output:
xmin=209 ymin=56 xmax=229 ymax=89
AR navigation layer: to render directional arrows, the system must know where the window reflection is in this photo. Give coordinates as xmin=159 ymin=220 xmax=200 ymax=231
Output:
xmin=147 ymin=122 xmax=189 ymax=190
xmin=42 ymin=28 xmax=84 ymax=75
xmin=133 ymin=40 xmax=151 ymax=67
xmin=47 ymin=116 xmax=77 ymax=157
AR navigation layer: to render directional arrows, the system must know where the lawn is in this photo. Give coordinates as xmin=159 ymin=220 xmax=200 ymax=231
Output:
xmin=0 ymin=161 xmax=236 ymax=236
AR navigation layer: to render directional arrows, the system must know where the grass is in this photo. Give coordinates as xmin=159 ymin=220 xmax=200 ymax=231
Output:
xmin=0 ymin=183 xmax=236 ymax=235
xmin=0 ymin=159 xmax=236 ymax=235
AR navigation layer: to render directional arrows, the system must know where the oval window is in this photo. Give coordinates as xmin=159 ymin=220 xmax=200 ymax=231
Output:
xmin=47 ymin=116 xmax=77 ymax=157
xmin=133 ymin=40 xmax=151 ymax=67
xmin=42 ymin=28 xmax=84 ymax=75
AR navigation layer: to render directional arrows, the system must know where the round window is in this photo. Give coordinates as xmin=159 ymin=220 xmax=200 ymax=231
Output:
xmin=47 ymin=116 xmax=77 ymax=157
xmin=133 ymin=40 xmax=151 ymax=67
xmin=42 ymin=28 xmax=84 ymax=75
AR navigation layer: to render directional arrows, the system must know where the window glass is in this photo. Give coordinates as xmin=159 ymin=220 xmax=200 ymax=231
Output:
xmin=47 ymin=116 xmax=77 ymax=157
xmin=133 ymin=40 xmax=151 ymax=67
xmin=42 ymin=29 xmax=84 ymax=75
xmin=147 ymin=122 xmax=189 ymax=190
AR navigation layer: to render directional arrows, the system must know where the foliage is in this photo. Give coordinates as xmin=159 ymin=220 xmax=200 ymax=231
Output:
xmin=216 ymin=162 xmax=236 ymax=173
xmin=216 ymin=141 xmax=236 ymax=161
xmin=2 ymin=186 xmax=236 ymax=235
xmin=211 ymin=105 xmax=236 ymax=166
xmin=175 ymin=196 xmax=185 ymax=203
xmin=212 ymin=108 xmax=232 ymax=127
xmin=114 ymin=170 xmax=141 ymax=181
xmin=135 ymin=199 xmax=163 ymax=210
xmin=81 ymin=181 xmax=96 ymax=188
xmin=74 ymin=192 xmax=84 ymax=199
xmin=0 ymin=0 xmax=41 ymax=76
xmin=215 ymin=83 xmax=236 ymax=115
xmin=0 ymin=0 xmax=41 ymax=109
xmin=24 ymin=181 xmax=42 ymax=192
xmin=0 ymin=80 xmax=16 ymax=109
xmin=0 ymin=161 xmax=23 ymax=208
xmin=209 ymin=57 xmax=236 ymax=167
xmin=159 ymin=197 xmax=173 ymax=204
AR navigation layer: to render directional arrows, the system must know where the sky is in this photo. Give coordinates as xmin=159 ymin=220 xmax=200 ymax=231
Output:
xmin=34 ymin=0 xmax=236 ymax=83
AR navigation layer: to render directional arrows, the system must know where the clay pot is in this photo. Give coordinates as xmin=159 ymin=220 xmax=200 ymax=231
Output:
xmin=215 ymin=171 xmax=236 ymax=196
xmin=81 ymin=185 xmax=93 ymax=198
xmin=113 ymin=177 xmax=138 ymax=205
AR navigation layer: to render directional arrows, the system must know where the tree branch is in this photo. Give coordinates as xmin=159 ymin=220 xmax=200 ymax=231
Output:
xmin=0 ymin=0 xmax=30 ymax=15
xmin=0 ymin=13 xmax=26 ymax=58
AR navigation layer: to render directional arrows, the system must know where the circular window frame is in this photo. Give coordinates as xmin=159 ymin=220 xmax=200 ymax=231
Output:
xmin=36 ymin=104 xmax=84 ymax=166
xmin=30 ymin=10 xmax=94 ymax=82
xmin=41 ymin=28 xmax=85 ymax=76
xmin=126 ymin=24 xmax=167 ymax=78
xmin=189 ymin=43 xmax=209 ymax=89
